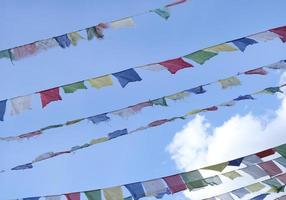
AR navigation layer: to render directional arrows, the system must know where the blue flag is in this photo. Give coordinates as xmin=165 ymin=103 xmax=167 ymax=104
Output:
xmin=113 ymin=68 xmax=142 ymax=88
xmin=232 ymin=38 xmax=257 ymax=52
xmin=0 ymin=99 xmax=7 ymax=121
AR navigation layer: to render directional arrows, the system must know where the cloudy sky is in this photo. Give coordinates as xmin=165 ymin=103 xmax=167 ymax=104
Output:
xmin=0 ymin=0 xmax=286 ymax=200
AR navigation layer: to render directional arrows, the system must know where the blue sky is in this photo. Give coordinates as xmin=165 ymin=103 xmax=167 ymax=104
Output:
xmin=0 ymin=0 xmax=286 ymax=199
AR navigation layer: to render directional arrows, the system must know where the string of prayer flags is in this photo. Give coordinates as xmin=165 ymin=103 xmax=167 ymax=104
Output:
xmin=1 ymin=81 xmax=285 ymax=142
xmin=112 ymin=68 xmax=142 ymax=88
xmin=10 ymin=150 xmax=286 ymax=200
xmin=158 ymin=57 xmax=193 ymax=74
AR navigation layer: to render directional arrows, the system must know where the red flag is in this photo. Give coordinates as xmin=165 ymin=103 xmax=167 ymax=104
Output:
xmin=256 ymin=148 xmax=275 ymax=158
xmin=165 ymin=0 xmax=187 ymax=7
xmin=40 ymin=87 xmax=62 ymax=108
xmin=270 ymin=26 xmax=286 ymax=42
xmin=203 ymin=106 xmax=218 ymax=112
xmin=159 ymin=58 xmax=193 ymax=74
xmin=244 ymin=67 xmax=268 ymax=75
xmin=259 ymin=160 xmax=282 ymax=177
xmin=65 ymin=193 xmax=80 ymax=200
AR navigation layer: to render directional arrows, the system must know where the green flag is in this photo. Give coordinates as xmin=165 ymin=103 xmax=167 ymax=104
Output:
xmin=184 ymin=50 xmax=218 ymax=65
xmin=181 ymin=170 xmax=207 ymax=190
xmin=152 ymin=97 xmax=168 ymax=107
xmin=276 ymin=144 xmax=286 ymax=158
xmin=152 ymin=8 xmax=170 ymax=20
xmin=62 ymin=81 xmax=87 ymax=93
xmin=85 ymin=190 xmax=102 ymax=200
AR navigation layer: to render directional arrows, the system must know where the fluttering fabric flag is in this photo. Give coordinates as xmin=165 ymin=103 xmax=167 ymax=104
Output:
xmin=202 ymin=162 xmax=228 ymax=172
xmin=112 ymin=68 xmax=142 ymax=88
xmin=152 ymin=98 xmax=168 ymax=107
xmin=45 ymin=195 xmax=62 ymax=200
xmin=10 ymin=43 xmax=38 ymax=60
xmin=202 ymin=106 xmax=218 ymax=112
xmin=130 ymin=101 xmax=153 ymax=112
xmin=166 ymin=91 xmax=189 ymax=100
xmin=141 ymin=64 xmax=166 ymax=71
xmin=231 ymin=38 xmax=258 ymax=52
xmin=39 ymin=87 xmax=62 ymax=108
xmin=159 ymin=57 xmax=193 ymax=74
xmin=87 ymin=23 xmax=108 ymax=40
xmin=88 ymin=114 xmax=110 ymax=124
xmin=241 ymin=165 xmax=268 ymax=179
xmin=277 ymin=174 xmax=286 ymax=184
xmin=152 ymin=8 xmax=170 ymax=20
xmin=218 ymin=76 xmax=241 ymax=89
xmin=23 ymin=197 xmax=40 ymax=200
xmin=231 ymin=187 xmax=250 ymax=198
xmin=245 ymin=183 xmax=266 ymax=193
xmin=204 ymin=43 xmax=238 ymax=52
xmin=88 ymin=75 xmax=113 ymax=89
xmin=275 ymin=157 xmax=286 ymax=168
xmin=11 ymin=162 xmax=33 ymax=170
xmin=125 ymin=182 xmax=146 ymax=200
xmin=54 ymin=34 xmax=71 ymax=48
xmin=228 ymin=158 xmax=243 ymax=166
xmin=148 ymin=119 xmax=169 ymax=127
xmin=185 ymin=86 xmax=206 ymax=94
xmin=248 ymin=31 xmax=280 ymax=42
xmin=233 ymin=95 xmax=255 ymax=101
xmin=163 ymin=175 xmax=187 ymax=194
xmin=0 ymin=50 xmax=11 ymax=60
xmin=103 ymin=186 xmax=123 ymax=200
xmin=184 ymin=50 xmax=218 ymax=65
xmin=67 ymin=32 xmax=84 ymax=46
xmin=219 ymin=100 xmax=236 ymax=107
xmin=276 ymin=144 xmax=286 ymax=158
xmin=112 ymin=108 xmax=136 ymax=118
xmin=222 ymin=171 xmax=242 ymax=180
xmin=256 ymin=149 xmax=276 ymax=158
xmin=142 ymin=179 xmax=170 ymax=198
xmin=263 ymin=178 xmax=283 ymax=190
xmin=258 ymin=87 xmax=283 ymax=94
xmin=110 ymin=17 xmax=135 ymax=29
xmin=18 ymin=130 xmax=42 ymax=140
xmin=165 ymin=0 xmax=187 ymax=7
xmin=0 ymin=99 xmax=7 ymax=121
xmin=90 ymin=137 xmax=108 ymax=145
xmin=108 ymin=129 xmax=128 ymax=139
xmin=244 ymin=67 xmax=268 ymax=75
xmin=65 ymin=193 xmax=80 ymax=200
xmin=62 ymin=81 xmax=87 ymax=93
xmin=259 ymin=160 xmax=282 ymax=177
xmin=270 ymin=26 xmax=286 ymax=42
xmin=36 ymin=38 xmax=59 ymax=51
xmin=181 ymin=170 xmax=207 ymax=191
xmin=216 ymin=193 xmax=234 ymax=200
xmin=265 ymin=60 xmax=286 ymax=70
xmin=10 ymin=95 xmax=32 ymax=115
xmin=204 ymin=176 xmax=222 ymax=186
xmin=251 ymin=194 xmax=269 ymax=200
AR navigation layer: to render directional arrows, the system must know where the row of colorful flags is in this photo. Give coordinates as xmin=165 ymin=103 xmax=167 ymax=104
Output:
xmin=12 ymin=142 xmax=286 ymax=200
xmin=1 ymin=84 xmax=284 ymax=173
xmin=0 ymin=0 xmax=188 ymax=62
xmin=1 ymin=60 xmax=285 ymax=142
xmin=0 ymin=23 xmax=285 ymax=122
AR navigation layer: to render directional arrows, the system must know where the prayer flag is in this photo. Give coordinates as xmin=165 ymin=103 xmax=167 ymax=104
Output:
xmin=233 ymin=95 xmax=254 ymax=101
xmin=11 ymin=43 xmax=38 ymax=60
xmin=125 ymin=182 xmax=145 ymax=200
xmin=216 ymin=193 xmax=234 ymax=200
xmin=202 ymin=162 xmax=228 ymax=172
xmin=159 ymin=58 xmax=193 ymax=74
xmin=246 ymin=183 xmax=265 ymax=193
xmin=184 ymin=50 xmax=218 ymax=65
xmin=228 ymin=158 xmax=243 ymax=166
xmin=244 ymin=67 xmax=268 ymax=75
xmin=152 ymin=8 xmax=170 ymax=20
xmin=222 ymin=171 xmax=242 ymax=180
xmin=181 ymin=170 xmax=207 ymax=191
xmin=11 ymin=163 xmax=33 ymax=170
xmin=88 ymin=75 xmax=113 ymax=89
xmin=0 ymin=50 xmax=11 ymax=60
xmin=231 ymin=187 xmax=249 ymax=198
xmin=142 ymin=179 xmax=170 ymax=198
xmin=276 ymin=144 xmax=286 ymax=158
xmin=112 ymin=68 xmax=142 ymax=88
xmin=10 ymin=95 xmax=32 ymax=115
xmin=110 ymin=17 xmax=135 ymax=29
xmin=62 ymin=81 xmax=87 ymax=93
xmin=88 ymin=114 xmax=110 ymax=124
xmin=231 ymin=38 xmax=258 ymax=52
xmin=218 ymin=76 xmax=241 ymax=89
xmin=36 ymin=38 xmax=58 ymax=51
xmin=248 ymin=31 xmax=280 ymax=42
xmin=108 ymin=129 xmax=128 ymax=140
xmin=40 ymin=87 xmax=62 ymax=108
xmin=152 ymin=98 xmax=168 ymax=107
xmin=0 ymin=99 xmax=7 ymax=121
xmin=68 ymin=32 xmax=84 ymax=46
xmin=65 ymin=193 xmax=80 ymax=200
xmin=103 ymin=186 xmax=123 ymax=200
xmin=45 ymin=195 xmax=62 ymax=200
xmin=54 ymin=34 xmax=71 ymax=48
xmin=270 ymin=26 xmax=286 ymax=42
xmin=256 ymin=148 xmax=275 ymax=158
xmin=241 ymin=165 xmax=268 ymax=179
xmin=204 ymin=43 xmax=237 ymax=53
xmin=185 ymin=86 xmax=206 ymax=94
xmin=163 ymin=175 xmax=187 ymax=194
xmin=259 ymin=160 xmax=282 ymax=177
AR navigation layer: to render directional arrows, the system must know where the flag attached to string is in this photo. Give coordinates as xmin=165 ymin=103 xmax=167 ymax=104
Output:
xmin=103 ymin=186 xmax=123 ymax=200
xmin=110 ymin=17 xmax=135 ymax=29
xmin=184 ymin=50 xmax=218 ymax=65
xmin=35 ymin=38 xmax=59 ymax=51
xmin=87 ymin=23 xmax=108 ymax=40
xmin=244 ymin=67 xmax=268 ymax=75
xmin=112 ymin=68 xmax=142 ymax=88
xmin=54 ymin=34 xmax=71 ymax=48
xmin=65 ymin=192 xmax=80 ymax=200
xmin=62 ymin=81 xmax=87 ymax=93
xmin=231 ymin=38 xmax=258 ymax=52
xmin=152 ymin=7 xmax=170 ymax=20
xmin=88 ymin=75 xmax=113 ymax=89
xmin=0 ymin=99 xmax=7 ymax=121
xmin=85 ymin=190 xmax=102 ymax=200
xmin=159 ymin=57 xmax=193 ymax=74
xmin=39 ymin=87 xmax=62 ymax=108
xmin=248 ymin=31 xmax=280 ymax=42
xmin=10 ymin=43 xmax=38 ymax=60
xmin=185 ymin=86 xmax=206 ymax=94
xmin=218 ymin=76 xmax=241 ymax=89
xmin=233 ymin=95 xmax=255 ymax=101
xmin=67 ymin=32 xmax=84 ymax=46
xmin=125 ymin=182 xmax=146 ymax=200
xmin=88 ymin=113 xmax=110 ymax=124
xmin=163 ymin=175 xmax=187 ymax=194
xmin=204 ymin=43 xmax=238 ymax=53
xmin=270 ymin=26 xmax=286 ymax=42
xmin=10 ymin=95 xmax=32 ymax=115
xmin=0 ymin=50 xmax=11 ymax=60
xmin=142 ymin=179 xmax=171 ymax=199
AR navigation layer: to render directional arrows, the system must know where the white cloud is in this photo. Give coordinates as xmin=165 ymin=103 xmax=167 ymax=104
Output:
xmin=166 ymin=75 xmax=286 ymax=199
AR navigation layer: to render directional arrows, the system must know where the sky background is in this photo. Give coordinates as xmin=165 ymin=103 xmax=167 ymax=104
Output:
xmin=0 ymin=0 xmax=286 ymax=199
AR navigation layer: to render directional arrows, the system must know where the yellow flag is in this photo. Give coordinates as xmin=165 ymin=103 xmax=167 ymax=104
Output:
xmin=187 ymin=109 xmax=203 ymax=116
xmin=103 ymin=186 xmax=123 ymax=200
xmin=88 ymin=75 xmax=113 ymax=89
xmin=204 ymin=43 xmax=237 ymax=53
xmin=90 ymin=137 xmax=109 ymax=145
xmin=246 ymin=183 xmax=265 ymax=192
xmin=202 ymin=162 xmax=228 ymax=172
xmin=67 ymin=32 xmax=84 ymax=46
xmin=218 ymin=76 xmax=241 ymax=89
